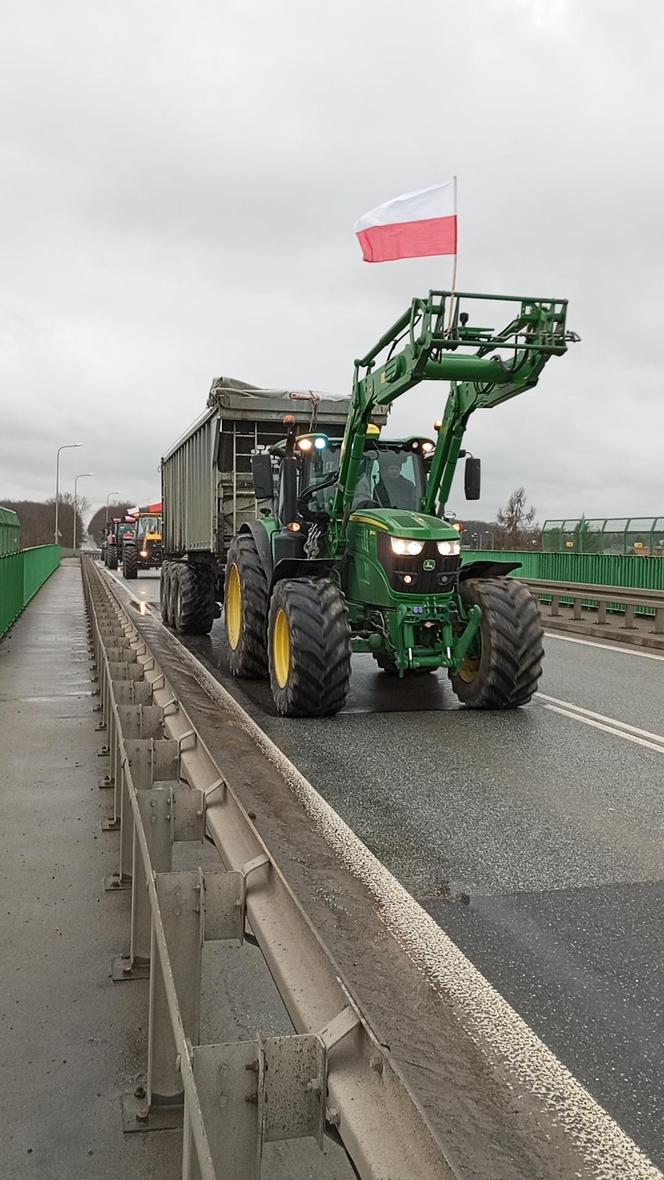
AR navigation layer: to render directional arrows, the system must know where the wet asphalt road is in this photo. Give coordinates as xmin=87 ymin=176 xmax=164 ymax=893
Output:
xmin=112 ymin=570 xmax=664 ymax=1167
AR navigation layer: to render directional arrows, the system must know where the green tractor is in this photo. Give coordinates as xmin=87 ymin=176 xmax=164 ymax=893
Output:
xmin=224 ymin=290 xmax=577 ymax=716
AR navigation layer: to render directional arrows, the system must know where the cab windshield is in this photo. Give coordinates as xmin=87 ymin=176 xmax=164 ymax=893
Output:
xmin=306 ymin=442 xmax=426 ymax=513
xmin=138 ymin=515 xmax=162 ymax=536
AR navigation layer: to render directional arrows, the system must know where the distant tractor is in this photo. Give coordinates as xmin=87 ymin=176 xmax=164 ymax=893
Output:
xmin=103 ymin=517 xmax=136 ymax=570
xmin=160 ymin=292 xmax=577 ymax=717
xmin=121 ymin=503 xmax=163 ymax=580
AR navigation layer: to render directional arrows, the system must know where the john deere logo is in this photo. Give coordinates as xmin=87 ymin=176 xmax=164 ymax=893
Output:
xmin=423 ymin=558 xmax=436 ymax=571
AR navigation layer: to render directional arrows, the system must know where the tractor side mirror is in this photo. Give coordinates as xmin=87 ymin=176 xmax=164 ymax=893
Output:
xmin=464 ymin=456 xmax=481 ymax=500
xmin=251 ymin=453 xmax=274 ymax=500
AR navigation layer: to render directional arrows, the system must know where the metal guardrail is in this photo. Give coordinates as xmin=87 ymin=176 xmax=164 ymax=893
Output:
xmin=524 ymin=578 xmax=664 ymax=636
xmin=82 ymin=556 xmax=451 ymax=1180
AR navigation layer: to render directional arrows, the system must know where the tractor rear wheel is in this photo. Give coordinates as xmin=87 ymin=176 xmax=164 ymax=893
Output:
xmin=224 ymin=534 xmax=269 ymax=678
xmin=160 ymin=563 xmax=173 ymax=625
xmin=122 ymin=544 xmax=138 ymax=580
xmin=106 ymin=544 xmax=118 ymax=570
xmin=450 ymin=577 xmax=543 ymax=708
xmin=172 ymin=562 xmax=215 ymax=635
xmin=268 ymin=578 xmax=351 ymax=717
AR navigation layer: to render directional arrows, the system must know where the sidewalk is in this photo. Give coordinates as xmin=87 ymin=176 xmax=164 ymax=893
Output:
xmin=0 ymin=561 xmax=178 ymax=1179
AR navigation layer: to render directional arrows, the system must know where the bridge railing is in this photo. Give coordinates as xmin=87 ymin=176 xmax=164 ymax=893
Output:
xmin=0 ymin=544 xmax=61 ymax=639
xmin=464 ymin=549 xmax=664 ymax=592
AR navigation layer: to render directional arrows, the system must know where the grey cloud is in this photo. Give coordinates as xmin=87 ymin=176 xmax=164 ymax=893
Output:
xmin=1 ymin=0 xmax=663 ymax=521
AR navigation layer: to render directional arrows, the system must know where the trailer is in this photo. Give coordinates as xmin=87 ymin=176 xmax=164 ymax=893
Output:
xmin=160 ymin=377 xmax=385 ymax=633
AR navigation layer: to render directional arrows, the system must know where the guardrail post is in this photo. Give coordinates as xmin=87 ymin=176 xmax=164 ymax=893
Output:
xmin=653 ymin=607 xmax=664 ymax=635
xmin=122 ymin=870 xmax=203 ymax=1132
xmin=622 ymin=604 xmax=636 ymax=629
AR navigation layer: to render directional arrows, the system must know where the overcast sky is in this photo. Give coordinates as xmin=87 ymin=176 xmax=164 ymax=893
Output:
xmin=2 ymin=0 xmax=663 ymax=527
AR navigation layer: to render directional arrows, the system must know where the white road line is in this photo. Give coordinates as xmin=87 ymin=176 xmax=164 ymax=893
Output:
xmin=538 ymin=693 xmax=664 ymax=745
xmin=103 ymin=565 xmax=155 ymax=609
xmin=545 ymin=631 xmax=664 ymax=662
xmin=543 ymin=703 xmax=664 ymax=756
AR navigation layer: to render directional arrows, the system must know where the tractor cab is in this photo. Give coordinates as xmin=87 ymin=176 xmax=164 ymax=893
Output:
xmin=289 ymin=433 xmax=436 ymax=517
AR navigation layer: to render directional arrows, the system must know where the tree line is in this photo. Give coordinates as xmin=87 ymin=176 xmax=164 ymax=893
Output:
xmin=0 ymin=497 xmax=133 ymax=549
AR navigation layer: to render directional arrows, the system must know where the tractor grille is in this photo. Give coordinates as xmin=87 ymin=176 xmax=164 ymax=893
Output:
xmin=377 ymin=534 xmax=460 ymax=594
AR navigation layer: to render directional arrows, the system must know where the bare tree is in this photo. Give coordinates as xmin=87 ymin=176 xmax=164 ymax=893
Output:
xmin=495 ymin=487 xmax=538 ymax=550
xmin=0 ymin=494 xmax=85 ymax=549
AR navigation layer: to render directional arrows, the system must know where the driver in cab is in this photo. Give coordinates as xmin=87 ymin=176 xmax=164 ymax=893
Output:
xmin=374 ymin=453 xmax=417 ymax=510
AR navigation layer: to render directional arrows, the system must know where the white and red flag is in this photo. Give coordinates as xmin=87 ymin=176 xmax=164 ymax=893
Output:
xmin=355 ymin=179 xmax=457 ymax=264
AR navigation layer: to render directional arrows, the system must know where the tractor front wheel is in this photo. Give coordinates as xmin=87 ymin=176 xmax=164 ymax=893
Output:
xmin=450 ymin=577 xmax=543 ymax=708
xmin=106 ymin=544 xmax=118 ymax=570
xmin=268 ymin=579 xmax=351 ymax=717
xmin=122 ymin=544 xmax=138 ymax=579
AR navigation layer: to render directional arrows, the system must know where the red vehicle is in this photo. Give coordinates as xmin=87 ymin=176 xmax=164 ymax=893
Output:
xmin=103 ymin=517 xmax=136 ymax=570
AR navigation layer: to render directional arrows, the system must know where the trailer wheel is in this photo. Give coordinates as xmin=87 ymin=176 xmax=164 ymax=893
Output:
xmin=173 ymin=562 xmax=215 ymax=635
xmin=160 ymin=563 xmax=173 ymax=625
xmin=106 ymin=544 xmax=118 ymax=571
xmin=122 ymin=544 xmax=138 ymax=580
xmin=450 ymin=577 xmax=543 ymax=708
xmin=224 ymin=534 xmax=269 ymax=678
xmin=268 ymin=579 xmax=351 ymax=717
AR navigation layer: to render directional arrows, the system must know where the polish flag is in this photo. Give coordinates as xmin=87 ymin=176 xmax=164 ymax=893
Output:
xmin=355 ymin=179 xmax=457 ymax=264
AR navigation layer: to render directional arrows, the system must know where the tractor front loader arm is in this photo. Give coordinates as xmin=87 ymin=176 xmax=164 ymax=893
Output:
xmin=329 ymin=291 xmax=577 ymax=539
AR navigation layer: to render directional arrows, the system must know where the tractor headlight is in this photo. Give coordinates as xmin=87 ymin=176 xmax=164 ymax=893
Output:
xmin=140 ymin=549 xmax=148 ymax=557
xmin=437 ymin=540 xmax=461 ymax=556
xmin=390 ymin=537 xmax=424 ymax=556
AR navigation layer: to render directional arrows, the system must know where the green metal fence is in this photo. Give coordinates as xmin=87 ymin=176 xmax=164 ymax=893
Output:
xmin=0 ymin=545 xmax=61 ymax=639
xmin=464 ymin=549 xmax=664 ymax=591
xmin=0 ymin=506 xmax=21 ymax=557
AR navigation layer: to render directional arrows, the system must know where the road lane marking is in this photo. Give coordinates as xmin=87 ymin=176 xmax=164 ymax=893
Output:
xmin=104 ymin=566 xmax=156 ymax=609
xmin=543 ymin=704 xmax=664 ymax=756
xmin=538 ymin=693 xmax=664 ymax=745
xmin=545 ymin=631 xmax=664 ymax=662
xmin=539 ymin=693 xmax=664 ymax=754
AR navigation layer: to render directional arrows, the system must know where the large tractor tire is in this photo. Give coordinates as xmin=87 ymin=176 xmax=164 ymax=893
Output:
xmin=267 ymin=578 xmax=351 ymax=717
xmin=160 ymin=563 xmax=173 ymax=625
xmin=224 ymin=533 xmax=269 ymax=678
xmin=122 ymin=544 xmax=138 ymax=580
xmin=106 ymin=544 xmax=118 ymax=571
xmin=450 ymin=577 xmax=543 ymax=708
xmin=172 ymin=561 xmax=216 ymax=635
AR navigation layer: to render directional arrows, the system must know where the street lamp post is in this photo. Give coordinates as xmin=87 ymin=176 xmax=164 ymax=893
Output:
xmin=54 ymin=444 xmax=82 ymax=545
xmin=105 ymin=492 xmax=120 ymax=524
xmin=73 ymin=474 xmax=94 ymax=550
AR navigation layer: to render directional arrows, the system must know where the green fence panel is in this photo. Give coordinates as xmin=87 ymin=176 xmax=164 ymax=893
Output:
xmin=463 ymin=549 xmax=664 ymax=590
xmin=22 ymin=545 xmax=61 ymax=607
xmin=0 ymin=545 xmax=61 ymax=640
xmin=0 ymin=505 xmax=21 ymax=557
xmin=0 ymin=552 xmax=24 ymax=636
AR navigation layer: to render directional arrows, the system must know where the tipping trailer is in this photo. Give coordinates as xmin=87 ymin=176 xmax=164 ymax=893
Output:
xmin=160 ymin=378 xmax=386 ymax=633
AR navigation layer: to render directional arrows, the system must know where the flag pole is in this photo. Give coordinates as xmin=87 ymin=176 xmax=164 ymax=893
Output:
xmin=446 ymin=175 xmax=458 ymax=332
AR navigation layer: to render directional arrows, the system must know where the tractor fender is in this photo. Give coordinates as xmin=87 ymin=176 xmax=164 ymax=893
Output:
xmin=239 ymin=522 xmax=273 ymax=577
xmin=459 ymin=559 xmax=522 ymax=581
xmin=270 ymin=558 xmax=335 ymax=592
